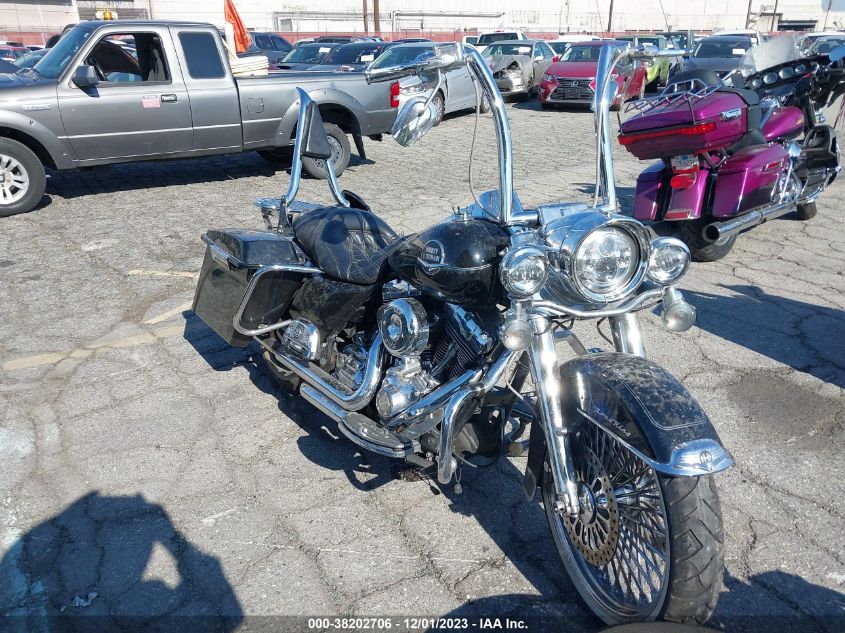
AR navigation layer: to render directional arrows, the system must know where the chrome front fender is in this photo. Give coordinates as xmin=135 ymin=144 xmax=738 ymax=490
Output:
xmin=524 ymin=350 xmax=733 ymax=500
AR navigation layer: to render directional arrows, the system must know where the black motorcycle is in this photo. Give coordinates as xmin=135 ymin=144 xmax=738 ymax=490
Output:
xmin=191 ymin=43 xmax=734 ymax=625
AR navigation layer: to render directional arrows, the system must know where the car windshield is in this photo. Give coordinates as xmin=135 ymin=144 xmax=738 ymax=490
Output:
xmin=369 ymin=45 xmax=431 ymax=69
xmin=13 ymin=48 xmax=47 ymax=68
xmin=482 ymin=43 xmax=533 ymax=57
xmin=477 ymin=33 xmax=519 ymax=45
xmin=32 ymin=25 xmax=94 ymax=78
xmin=813 ymin=36 xmax=845 ymax=53
xmin=282 ymin=45 xmax=333 ymax=64
xmin=549 ymin=42 xmax=571 ymax=55
xmin=323 ymin=43 xmax=385 ymax=65
xmin=693 ymin=39 xmax=751 ymax=58
xmin=559 ymin=45 xmax=603 ymax=62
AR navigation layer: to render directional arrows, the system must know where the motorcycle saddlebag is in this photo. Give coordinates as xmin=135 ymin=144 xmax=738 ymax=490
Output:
xmin=712 ymin=143 xmax=788 ymax=217
xmin=192 ymin=229 xmax=306 ymax=347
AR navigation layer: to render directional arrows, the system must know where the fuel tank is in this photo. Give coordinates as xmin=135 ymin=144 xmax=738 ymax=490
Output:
xmin=389 ymin=218 xmax=508 ymax=308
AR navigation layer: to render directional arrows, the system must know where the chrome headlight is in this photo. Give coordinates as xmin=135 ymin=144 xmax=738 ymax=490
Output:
xmin=500 ymin=246 xmax=548 ymax=298
xmin=542 ymin=212 xmax=651 ymax=304
xmin=647 ymin=237 xmax=690 ymax=285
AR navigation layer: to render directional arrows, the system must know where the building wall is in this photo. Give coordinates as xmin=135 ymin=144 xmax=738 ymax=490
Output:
xmin=2 ymin=0 xmax=845 ymax=41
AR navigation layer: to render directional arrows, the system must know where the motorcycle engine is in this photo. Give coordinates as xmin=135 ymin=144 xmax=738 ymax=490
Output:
xmin=372 ymin=293 xmax=497 ymax=420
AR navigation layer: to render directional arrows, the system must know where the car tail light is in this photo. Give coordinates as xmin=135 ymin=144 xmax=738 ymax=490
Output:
xmin=670 ymin=172 xmax=698 ymax=189
xmin=553 ymin=55 xmax=559 ymax=63
xmin=618 ymin=121 xmax=717 ymax=145
xmin=390 ymin=81 xmax=400 ymax=108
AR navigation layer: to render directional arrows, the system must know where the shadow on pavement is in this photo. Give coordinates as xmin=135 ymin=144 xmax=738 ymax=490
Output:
xmin=44 ymin=152 xmax=373 ymax=201
xmin=0 ymin=492 xmax=242 ymax=632
xmin=685 ymin=284 xmax=845 ymax=389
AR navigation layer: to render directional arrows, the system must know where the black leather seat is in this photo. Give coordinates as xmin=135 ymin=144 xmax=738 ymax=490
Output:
xmin=293 ymin=206 xmax=398 ymax=285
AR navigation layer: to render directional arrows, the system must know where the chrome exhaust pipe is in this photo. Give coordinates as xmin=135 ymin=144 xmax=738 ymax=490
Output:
xmin=703 ymin=200 xmax=796 ymax=243
xmin=255 ymin=334 xmax=384 ymax=412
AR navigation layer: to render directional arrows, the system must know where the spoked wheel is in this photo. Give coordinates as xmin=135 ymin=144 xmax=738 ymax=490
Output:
xmin=542 ymin=419 xmax=723 ymax=625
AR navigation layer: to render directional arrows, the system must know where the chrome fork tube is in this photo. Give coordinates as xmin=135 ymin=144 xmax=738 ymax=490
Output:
xmin=528 ymin=318 xmax=580 ymax=516
xmin=609 ymin=313 xmax=646 ymax=356
xmin=465 ymin=47 xmax=513 ymax=225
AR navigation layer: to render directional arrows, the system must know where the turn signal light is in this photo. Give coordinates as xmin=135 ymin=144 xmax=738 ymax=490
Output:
xmin=618 ymin=121 xmax=717 ymax=145
xmin=670 ymin=172 xmax=697 ymax=189
xmin=390 ymin=81 xmax=400 ymax=108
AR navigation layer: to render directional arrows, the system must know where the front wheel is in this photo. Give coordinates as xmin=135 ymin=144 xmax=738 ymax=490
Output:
xmin=541 ymin=421 xmax=724 ymax=625
xmin=301 ymin=123 xmax=351 ymax=179
xmin=0 ymin=137 xmax=47 ymax=217
xmin=797 ymin=201 xmax=817 ymax=220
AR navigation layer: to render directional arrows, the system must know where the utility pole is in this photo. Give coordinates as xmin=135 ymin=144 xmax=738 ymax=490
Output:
xmin=607 ymin=0 xmax=614 ymax=34
xmin=745 ymin=0 xmax=753 ymax=29
xmin=363 ymin=0 xmax=369 ymax=34
xmin=373 ymin=0 xmax=381 ymax=35
xmin=823 ymin=0 xmax=834 ymax=30
xmin=770 ymin=0 xmax=779 ymax=31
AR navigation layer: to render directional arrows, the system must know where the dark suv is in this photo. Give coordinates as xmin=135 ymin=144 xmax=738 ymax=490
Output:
xmin=248 ymin=31 xmax=293 ymax=64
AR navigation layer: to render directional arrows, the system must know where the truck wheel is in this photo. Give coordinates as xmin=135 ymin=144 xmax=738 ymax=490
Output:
xmin=257 ymin=147 xmax=293 ymax=164
xmin=0 ymin=138 xmax=46 ymax=218
xmin=797 ymin=201 xmax=817 ymax=220
xmin=301 ymin=123 xmax=351 ymax=179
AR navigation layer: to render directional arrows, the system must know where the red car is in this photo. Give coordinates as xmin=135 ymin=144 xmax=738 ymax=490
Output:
xmin=0 ymin=45 xmax=27 ymax=61
xmin=538 ymin=40 xmax=647 ymax=109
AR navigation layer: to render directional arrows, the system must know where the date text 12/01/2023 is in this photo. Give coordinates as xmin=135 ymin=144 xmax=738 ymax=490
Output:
xmin=306 ymin=617 xmax=529 ymax=630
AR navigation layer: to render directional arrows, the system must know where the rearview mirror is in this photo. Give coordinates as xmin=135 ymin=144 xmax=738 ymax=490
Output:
xmin=390 ymin=95 xmax=438 ymax=147
xmin=72 ymin=64 xmax=99 ymax=88
xmin=366 ymin=44 xmax=463 ymax=83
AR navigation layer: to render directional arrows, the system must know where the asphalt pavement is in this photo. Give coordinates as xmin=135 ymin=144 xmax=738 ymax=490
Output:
xmin=0 ymin=100 xmax=843 ymax=632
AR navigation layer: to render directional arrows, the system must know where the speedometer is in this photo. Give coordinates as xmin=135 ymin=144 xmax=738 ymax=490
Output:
xmin=763 ymin=72 xmax=778 ymax=85
xmin=779 ymin=67 xmax=795 ymax=79
xmin=750 ymin=78 xmax=763 ymax=89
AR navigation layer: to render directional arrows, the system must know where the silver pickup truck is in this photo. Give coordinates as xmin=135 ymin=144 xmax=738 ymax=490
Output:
xmin=0 ymin=20 xmax=398 ymax=216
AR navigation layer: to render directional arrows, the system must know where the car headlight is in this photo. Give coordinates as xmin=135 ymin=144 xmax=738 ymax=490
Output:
xmin=542 ymin=72 xmax=556 ymax=82
xmin=647 ymin=237 xmax=690 ymax=285
xmin=500 ymin=246 xmax=548 ymax=298
xmin=574 ymin=227 xmax=639 ymax=298
xmin=541 ymin=212 xmax=651 ymax=304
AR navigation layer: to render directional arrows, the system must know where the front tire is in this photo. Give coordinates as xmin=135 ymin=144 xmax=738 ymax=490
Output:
xmin=431 ymin=92 xmax=446 ymax=126
xmin=797 ymin=201 xmax=817 ymax=220
xmin=0 ymin=137 xmax=46 ymax=217
xmin=301 ymin=123 xmax=351 ymax=179
xmin=541 ymin=422 xmax=724 ymax=625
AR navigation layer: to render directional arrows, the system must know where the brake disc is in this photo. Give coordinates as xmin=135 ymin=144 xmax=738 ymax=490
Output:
xmin=562 ymin=450 xmax=620 ymax=566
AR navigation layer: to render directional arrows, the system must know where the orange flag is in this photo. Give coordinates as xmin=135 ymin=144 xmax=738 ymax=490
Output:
xmin=224 ymin=0 xmax=252 ymax=53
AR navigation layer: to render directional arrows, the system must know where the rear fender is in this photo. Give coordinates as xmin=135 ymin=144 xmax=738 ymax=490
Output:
xmin=523 ymin=352 xmax=732 ymax=500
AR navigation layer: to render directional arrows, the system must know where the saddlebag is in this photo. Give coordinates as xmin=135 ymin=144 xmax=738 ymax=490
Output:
xmin=192 ymin=229 xmax=307 ymax=347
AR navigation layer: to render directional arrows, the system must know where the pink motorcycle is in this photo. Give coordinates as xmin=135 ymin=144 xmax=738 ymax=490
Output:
xmin=618 ymin=36 xmax=845 ymax=261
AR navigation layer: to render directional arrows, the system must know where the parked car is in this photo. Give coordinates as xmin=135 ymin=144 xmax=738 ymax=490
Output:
xmin=370 ymin=42 xmax=484 ymax=124
xmin=548 ymin=35 xmax=600 ymax=57
xmin=0 ymin=45 xmax=27 ymax=61
xmin=12 ymin=48 xmax=48 ymax=69
xmin=313 ymin=41 xmax=395 ymax=71
xmin=810 ymin=34 xmax=845 ymax=54
xmin=713 ymin=28 xmax=762 ymax=46
xmin=798 ymin=31 xmax=845 ymax=54
xmin=313 ymin=36 xmax=364 ymax=44
xmin=393 ymin=38 xmax=433 ymax=43
xmin=246 ymin=31 xmax=292 ymax=64
xmin=0 ymin=58 xmax=17 ymax=73
xmin=657 ymin=30 xmax=697 ymax=50
xmin=538 ymin=40 xmax=646 ymax=109
xmin=474 ymin=30 xmax=527 ymax=53
xmin=276 ymin=43 xmax=338 ymax=70
xmin=614 ymin=34 xmax=674 ymax=89
xmin=482 ymin=39 xmax=557 ymax=98
xmin=462 ymin=35 xmax=479 ymax=47
xmin=293 ymin=38 xmax=315 ymax=47
xmin=671 ymin=35 xmax=754 ymax=80
xmin=0 ymin=20 xmax=401 ymax=216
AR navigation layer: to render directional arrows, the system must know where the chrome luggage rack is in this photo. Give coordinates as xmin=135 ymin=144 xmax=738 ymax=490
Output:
xmin=624 ymin=81 xmax=720 ymax=117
